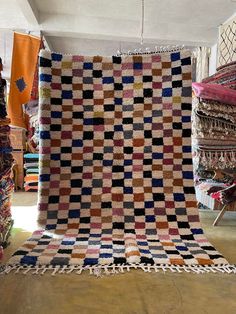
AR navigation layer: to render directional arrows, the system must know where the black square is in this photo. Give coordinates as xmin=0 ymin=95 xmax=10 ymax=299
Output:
xmin=112 ymin=165 xmax=124 ymax=172
xmin=114 ymin=83 xmax=123 ymax=90
xmin=153 ymin=193 xmax=165 ymax=201
xmin=80 ymin=217 xmax=90 ymax=224
xmin=61 ymin=76 xmax=72 ymax=84
xmin=71 ymin=179 xmax=82 ymax=188
xmin=152 ymin=138 xmax=163 ymax=146
xmin=93 ymin=70 xmax=102 ymax=78
xmin=93 ymin=153 xmax=103 ymax=160
xmin=83 ymin=131 xmax=94 ymax=140
xmin=112 ymin=56 xmax=121 ymax=64
xmin=134 ymin=97 xmax=144 ymax=104
xmin=112 ymin=179 xmax=124 ymax=187
xmin=182 ymin=129 xmax=191 ymax=137
xmin=167 ymin=215 xmax=177 ymax=222
xmin=105 ymin=131 xmax=114 ymax=139
xmin=104 ymin=105 xmax=115 ymax=111
xmin=101 ymin=202 xmax=112 ymax=208
xmin=144 ymin=130 xmax=152 ymax=138
xmin=61 ymin=147 xmax=72 ymax=154
xmin=143 ymin=171 xmax=152 ymax=178
xmin=83 ymin=90 xmax=94 ymax=99
xmin=143 ymin=76 xmax=152 ymax=82
xmin=123 ymin=118 xmax=133 ymax=124
xmin=50 ymin=124 xmax=61 ymax=131
xmin=124 ymin=147 xmax=133 ymax=154
xmin=51 ymin=98 xmax=62 ymax=105
xmin=113 ymin=222 xmax=124 ymax=229
xmin=172 ymin=80 xmax=182 ymax=88
xmin=144 ymin=88 xmax=153 ymax=97
xmin=134 ymin=208 xmax=145 ymax=216
xmin=177 ymin=222 xmax=190 ymax=228
xmin=49 ymin=196 xmax=60 ymax=204
xmin=143 ymin=159 xmax=152 ymax=165
xmin=61 ymin=160 xmax=71 ymax=167
xmin=73 ymin=112 xmax=83 ymax=119
xmin=173 ymin=122 xmax=182 ymax=129
xmin=71 ymin=166 xmax=83 ymax=173
xmin=183 ymin=186 xmax=195 ymax=194
xmin=70 ymin=195 xmax=81 ymax=202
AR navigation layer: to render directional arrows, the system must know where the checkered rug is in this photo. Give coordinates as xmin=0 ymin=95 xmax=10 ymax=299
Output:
xmin=4 ymin=49 xmax=233 ymax=275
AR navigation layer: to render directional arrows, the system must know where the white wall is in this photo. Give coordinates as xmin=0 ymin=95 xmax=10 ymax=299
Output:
xmin=209 ymin=43 xmax=218 ymax=75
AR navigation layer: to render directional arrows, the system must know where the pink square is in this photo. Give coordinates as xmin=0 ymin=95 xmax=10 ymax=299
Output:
xmin=39 ymin=203 xmax=47 ymax=211
xmin=143 ymin=63 xmax=152 ymax=69
xmin=103 ymin=187 xmax=111 ymax=194
xmin=94 ymin=84 xmax=103 ymax=91
xmin=122 ymin=63 xmax=133 ymax=70
xmin=112 ymin=208 xmax=124 ymax=216
xmin=41 ymin=147 xmax=51 ymax=154
xmin=94 ymin=125 xmax=104 ymax=132
xmin=83 ymin=172 xmax=92 ymax=179
xmin=152 ymin=55 xmax=161 ymax=62
xmin=114 ymin=70 xmax=121 ymax=77
xmin=58 ymin=203 xmax=69 ymax=210
xmin=50 ymin=181 xmax=60 ymax=188
xmin=72 ymin=55 xmax=84 ymax=62
xmin=91 ymin=223 xmax=101 ymax=229
xmin=123 ymin=90 xmax=133 ymax=98
xmin=103 ymin=173 xmax=112 ymax=179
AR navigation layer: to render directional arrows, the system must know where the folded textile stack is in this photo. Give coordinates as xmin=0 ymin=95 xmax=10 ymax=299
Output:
xmin=202 ymin=61 xmax=236 ymax=89
xmin=23 ymin=99 xmax=39 ymax=152
xmin=0 ymin=57 xmax=14 ymax=249
xmin=24 ymin=153 xmax=39 ymax=192
xmin=192 ymin=83 xmax=236 ymax=173
xmin=192 ymin=63 xmax=236 ymax=210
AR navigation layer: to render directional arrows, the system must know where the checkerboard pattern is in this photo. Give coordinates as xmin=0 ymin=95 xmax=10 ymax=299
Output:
xmin=8 ymin=49 xmax=227 ymax=268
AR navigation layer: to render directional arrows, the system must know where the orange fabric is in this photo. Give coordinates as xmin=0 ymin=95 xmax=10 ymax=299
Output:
xmin=7 ymin=33 xmax=40 ymax=128
xmin=25 ymin=175 xmax=39 ymax=182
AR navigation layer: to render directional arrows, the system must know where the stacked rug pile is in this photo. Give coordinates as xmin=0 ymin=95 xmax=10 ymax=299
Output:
xmin=192 ymin=61 xmax=236 ymax=208
xmin=24 ymin=153 xmax=39 ymax=192
xmin=0 ymin=58 xmax=14 ymax=250
xmin=2 ymin=49 xmax=234 ymax=276
xmin=23 ymin=100 xmax=40 ymax=152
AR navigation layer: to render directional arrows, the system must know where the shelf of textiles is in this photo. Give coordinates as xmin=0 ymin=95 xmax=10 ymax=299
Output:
xmin=24 ymin=153 xmax=39 ymax=192
xmin=0 ymin=57 xmax=14 ymax=250
xmin=192 ymin=60 xmax=236 ymax=212
xmin=9 ymin=127 xmax=26 ymax=190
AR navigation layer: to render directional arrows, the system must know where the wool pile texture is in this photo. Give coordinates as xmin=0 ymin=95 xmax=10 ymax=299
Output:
xmin=6 ymin=49 xmax=230 ymax=274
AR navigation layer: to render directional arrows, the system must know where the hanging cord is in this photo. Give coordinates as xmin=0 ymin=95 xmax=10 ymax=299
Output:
xmin=140 ymin=0 xmax=145 ymax=45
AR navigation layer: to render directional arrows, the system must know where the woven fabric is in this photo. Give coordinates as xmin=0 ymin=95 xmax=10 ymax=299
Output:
xmin=8 ymin=49 xmax=228 ymax=269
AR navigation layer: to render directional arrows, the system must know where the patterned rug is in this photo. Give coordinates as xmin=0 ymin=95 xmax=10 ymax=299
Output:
xmin=2 ymin=49 xmax=234 ymax=275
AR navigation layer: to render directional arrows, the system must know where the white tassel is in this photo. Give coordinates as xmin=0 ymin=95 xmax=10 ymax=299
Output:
xmin=51 ymin=266 xmax=60 ymax=276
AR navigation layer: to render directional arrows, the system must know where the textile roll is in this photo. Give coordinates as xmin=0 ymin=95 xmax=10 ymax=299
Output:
xmin=4 ymin=49 xmax=231 ymax=275
xmin=7 ymin=33 xmax=40 ymax=129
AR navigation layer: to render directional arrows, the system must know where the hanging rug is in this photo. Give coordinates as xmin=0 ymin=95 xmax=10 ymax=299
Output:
xmin=1 ymin=49 xmax=235 ymax=276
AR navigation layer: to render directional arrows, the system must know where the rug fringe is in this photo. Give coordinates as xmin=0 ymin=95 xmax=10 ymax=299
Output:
xmin=1 ymin=264 xmax=236 ymax=277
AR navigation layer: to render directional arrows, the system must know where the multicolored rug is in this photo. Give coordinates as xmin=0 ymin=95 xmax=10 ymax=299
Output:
xmin=2 ymin=49 xmax=235 ymax=275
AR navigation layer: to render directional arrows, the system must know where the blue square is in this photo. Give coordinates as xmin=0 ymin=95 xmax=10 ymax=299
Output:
xmin=124 ymin=187 xmax=133 ymax=194
xmin=146 ymin=215 xmax=155 ymax=222
xmin=183 ymin=171 xmax=193 ymax=179
xmin=171 ymin=52 xmax=180 ymax=62
xmin=40 ymin=131 xmax=50 ymax=139
xmin=124 ymin=172 xmax=132 ymax=179
xmin=103 ymin=77 xmax=114 ymax=84
xmin=122 ymin=76 xmax=134 ymax=84
xmin=51 ymin=154 xmax=60 ymax=160
xmin=62 ymin=90 xmax=72 ymax=99
xmin=162 ymin=88 xmax=172 ymax=97
xmin=152 ymin=179 xmax=163 ymax=187
xmin=40 ymin=74 xmax=52 ymax=82
xmin=174 ymin=193 xmax=185 ymax=201
xmin=183 ymin=146 xmax=191 ymax=153
xmin=124 ymin=160 xmax=132 ymax=166
xmin=134 ymin=63 xmax=142 ymax=69
xmin=72 ymin=139 xmax=83 ymax=147
xmin=40 ymin=174 xmax=50 ymax=182
xmin=115 ymin=98 xmax=122 ymax=105
xmin=82 ymin=187 xmax=92 ymax=195
xmin=68 ymin=210 xmax=80 ymax=218
xmin=51 ymin=111 xmax=62 ymax=118
xmin=52 ymin=53 xmax=62 ymax=61
xmin=83 ymin=63 xmax=93 ymax=69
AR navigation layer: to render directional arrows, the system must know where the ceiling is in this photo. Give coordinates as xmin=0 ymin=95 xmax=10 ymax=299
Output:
xmin=0 ymin=0 xmax=236 ymax=78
